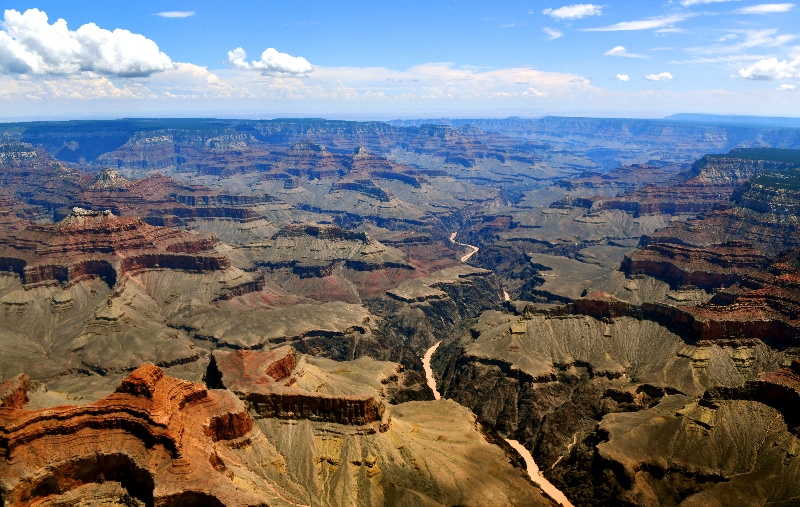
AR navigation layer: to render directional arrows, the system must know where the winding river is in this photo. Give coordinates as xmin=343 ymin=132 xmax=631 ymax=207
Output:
xmin=449 ymin=232 xmax=479 ymax=262
xmin=422 ymin=340 xmax=573 ymax=506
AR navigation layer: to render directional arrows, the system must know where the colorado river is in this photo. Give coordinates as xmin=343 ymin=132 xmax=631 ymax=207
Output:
xmin=422 ymin=341 xmax=442 ymax=400
xmin=504 ymin=439 xmax=575 ymax=507
xmin=422 ymin=341 xmax=573 ymax=507
xmin=449 ymin=232 xmax=479 ymax=262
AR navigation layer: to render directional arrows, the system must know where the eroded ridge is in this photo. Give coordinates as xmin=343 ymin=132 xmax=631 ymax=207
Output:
xmin=0 ymin=207 xmax=227 ymax=286
xmin=0 ymin=365 xmax=264 ymax=507
xmin=704 ymin=358 xmax=800 ymax=431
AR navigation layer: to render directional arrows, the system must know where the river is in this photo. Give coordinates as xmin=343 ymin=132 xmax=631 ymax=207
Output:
xmin=449 ymin=231 xmax=479 ymax=262
xmin=421 ymin=341 xmax=573 ymax=507
xmin=422 ymin=341 xmax=442 ymax=400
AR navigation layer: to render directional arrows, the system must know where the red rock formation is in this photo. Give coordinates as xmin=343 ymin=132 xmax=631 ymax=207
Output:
xmin=210 ymin=347 xmax=385 ymax=426
xmin=0 ymin=375 xmax=29 ymax=410
xmin=623 ymin=241 xmax=771 ymax=289
xmin=0 ymin=208 xmax=227 ymax=285
xmin=572 ymin=291 xmax=632 ymax=318
xmin=0 ymin=365 xmax=268 ymax=507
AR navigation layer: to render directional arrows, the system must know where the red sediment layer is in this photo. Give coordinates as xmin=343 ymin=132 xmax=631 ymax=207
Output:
xmin=572 ymin=282 xmax=799 ymax=344
xmin=0 ymin=209 xmax=227 ymax=285
xmin=623 ymin=241 xmax=772 ymax=289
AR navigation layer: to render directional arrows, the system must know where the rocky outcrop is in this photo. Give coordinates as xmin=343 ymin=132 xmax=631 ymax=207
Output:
xmin=209 ymin=347 xmax=387 ymax=426
xmin=556 ymin=357 xmax=800 ymax=506
xmin=0 ymin=365 xmax=276 ymax=507
xmin=96 ymin=134 xmax=177 ymax=170
xmin=733 ymin=168 xmax=800 ymax=215
xmin=331 ymin=179 xmax=393 ymax=202
xmin=0 ymin=375 xmax=29 ymax=409
xmin=568 ymin=284 xmax=800 ymax=345
xmin=704 ymin=358 xmax=800 ymax=431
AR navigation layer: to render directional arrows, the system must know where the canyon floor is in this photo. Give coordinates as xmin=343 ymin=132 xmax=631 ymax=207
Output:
xmin=0 ymin=117 xmax=799 ymax=506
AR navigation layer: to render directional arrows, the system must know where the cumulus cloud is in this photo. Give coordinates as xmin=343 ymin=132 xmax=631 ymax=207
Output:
xmin=615 ymin=74 xmax=630 ymax=81
xmin=583 ymin=14 xmax=692 ymax=32
xmin=155 ymin=11 xmax=195 ymax=18
xmin=736 ymin=3 xmax=795 ymax=14
xmin=543 ymin=27 xmax=563 ymax=40
xmin=226 ymin=47 xmax=313 ymax=75
xmin=645 ymin=72 xmax=674 ymax=81
xmin=778 ymin=83 xmax=797 ymax=90
xmin=0 ymin=8 xmax=174 ymax=77
xmin=542 ymin=4 xmax=603 ymax=19
xmin=736 ymin=56 xmax=800 ymax=79
xmin=604 ymin=46 xmax=647 ymax=58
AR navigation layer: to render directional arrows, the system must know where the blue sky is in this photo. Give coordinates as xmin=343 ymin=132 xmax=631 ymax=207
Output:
xmin=0 ymin=1 xmax=799 ymax=119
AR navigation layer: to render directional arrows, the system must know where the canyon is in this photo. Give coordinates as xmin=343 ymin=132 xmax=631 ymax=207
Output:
xmin=0 ymin=117 xmax=799 ymax=506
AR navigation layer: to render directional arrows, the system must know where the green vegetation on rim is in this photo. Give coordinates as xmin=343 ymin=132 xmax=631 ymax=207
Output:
xmin=708 ymin=148 xmax=800 ymax=165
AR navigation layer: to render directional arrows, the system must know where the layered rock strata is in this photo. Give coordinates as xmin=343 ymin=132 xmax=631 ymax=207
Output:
xmin=0 ymin=365 xmax=282 ymax=507
xmin=623 ymin=241 xmax=772 ymax=289
xmin=0 ymin=208 xmax=226 ymax=286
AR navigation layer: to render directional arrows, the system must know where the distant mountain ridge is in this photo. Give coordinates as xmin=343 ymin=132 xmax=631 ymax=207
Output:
xmin=665 ymin=113 xmax=800 ymax=128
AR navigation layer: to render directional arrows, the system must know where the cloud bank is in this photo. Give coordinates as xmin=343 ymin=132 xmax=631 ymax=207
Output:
xmin=0 ymin=8 xmax=174 ymax=77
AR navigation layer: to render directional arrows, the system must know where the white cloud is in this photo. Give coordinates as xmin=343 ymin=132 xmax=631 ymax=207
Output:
xmin=522 ymin=87 xmax=548 ymax=97
xmin=542 ymin=4 xmax=603 ymax=19
xmin=688 ymin=29 xmax=796 ymax=56
xmin=717 ymin=34 xmax=738 ymax=41
xmin=736 ymin=3 xmax=795 ymax=14
xmin=225 ymin=47 xmax=313 ymax=75
xmin=604 ymin=46 xmax=647 ymax=58
xmin=155 ymin=11 xmax=195 ymax=18
xmin=0 ymin=8 xmax=173 ymax=77
xmin=736 ymin=56 xmax=800 ymax=79
xmin=543 ymin=27 xmax=563 ymax=40
xmin=615 ymin=74 xmax=630 ymax=81
xmin=778 ymin=83 xmax=797 ymax=89
xmin=673 ymin=54 xmax=771 ymax=64
xmin=583 ymin=14 xmax=693 ymax=32
xmin=680 ymin=0 xmax=738 ymax=5
xmin=645 ymin=72 xmax=674 ymax=81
